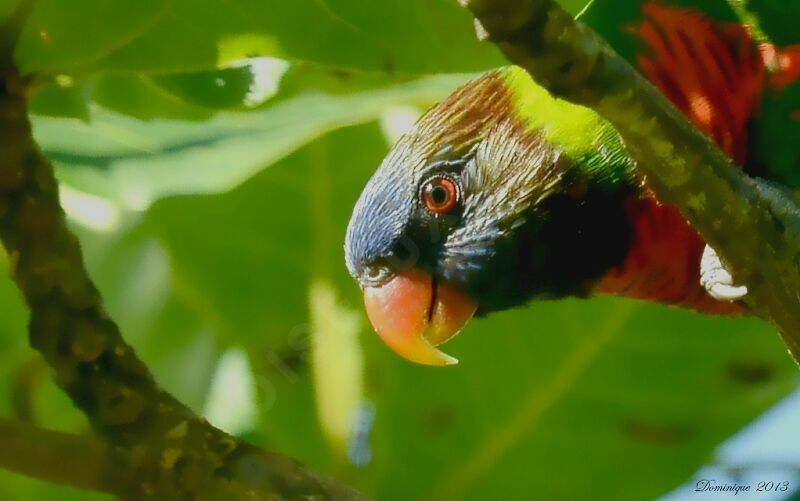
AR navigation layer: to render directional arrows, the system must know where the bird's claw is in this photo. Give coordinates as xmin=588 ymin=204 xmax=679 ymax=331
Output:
xmin=700 ymin=244 xmax=748 ymax=301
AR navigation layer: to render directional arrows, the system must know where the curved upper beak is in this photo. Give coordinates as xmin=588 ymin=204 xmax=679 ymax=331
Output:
xmin=362 ymin=268 xmax=478 ymax=366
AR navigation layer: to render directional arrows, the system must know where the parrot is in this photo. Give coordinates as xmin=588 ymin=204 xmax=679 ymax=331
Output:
xmin=344 ymin=0 xmax=800 ymax=366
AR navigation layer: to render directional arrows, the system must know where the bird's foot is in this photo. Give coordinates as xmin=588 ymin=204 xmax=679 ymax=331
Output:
xmin=700 ymin=244 xmax=748 ymax=301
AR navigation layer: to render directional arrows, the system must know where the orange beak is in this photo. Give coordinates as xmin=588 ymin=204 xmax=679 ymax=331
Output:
xmin=363 ymin=268 xmax=478 ymax=366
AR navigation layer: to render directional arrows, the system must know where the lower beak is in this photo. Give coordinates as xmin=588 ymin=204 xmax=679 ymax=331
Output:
xmin=362 ymin=268 xmax=478 ymax=366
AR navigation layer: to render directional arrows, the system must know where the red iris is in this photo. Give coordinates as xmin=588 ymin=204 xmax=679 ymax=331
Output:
xmin=421 ymin=176 xmax=458 ymax=214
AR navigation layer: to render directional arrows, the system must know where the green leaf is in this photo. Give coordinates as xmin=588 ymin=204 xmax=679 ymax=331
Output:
xmin=362 ymin=300 xmax=796 ymax=500
xmin=89 ymin=0 xmax=503 ymax=74
xmin=752 ymin=84 xmax=800 ymax=188
xmin=0 ymin=0 xmax=20 ymax=23
xmin=92 ymin=73 xmax=215 ymax=121
xmin=94 ymin=61 xmax=405 ymax=122
xmin=14 ymin=0 xmax=167 ymax=74
xmin=152 ymin=61 xmax=281 ymax=110
xmin=34 ymin=74 xmax=470 ymax=208
xmin=27 ymin=81 xmax=89 ymax=120
xmin=15 ymin=0 xmax=502 ymax=121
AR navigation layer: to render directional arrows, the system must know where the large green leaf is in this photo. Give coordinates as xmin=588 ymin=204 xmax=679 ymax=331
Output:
xmin=85 ymin=0 xmax=503 ymax=75
xmin=140 ymin=123 xmax=798 ymax=499
xmin=11 ymin=0 xmax=580 ymax=78
xmin=364 ymin=300 xmax=796 ymax=500
xmin=14 ymin=0 xmax=167 ymax=74
xmin=16 ymin=0 xmax=503 ymax=122
xmin=0 ymin=0 xmax=21 ymax=24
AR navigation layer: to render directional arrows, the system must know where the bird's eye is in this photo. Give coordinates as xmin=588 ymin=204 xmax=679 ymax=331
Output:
xmin=420 ymin=176 xmax=459 ymax=214
xmin=362 ymin=264 xmax=391 ymax=286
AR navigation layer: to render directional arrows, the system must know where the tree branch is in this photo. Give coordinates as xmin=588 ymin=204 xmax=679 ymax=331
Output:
xmin=0 ymin=419 xmax=135 ymax=496
xmin=459 ymin=0 xmax=800 ymax=364
xmin=0 ymin=5 xmax=365 ymax=499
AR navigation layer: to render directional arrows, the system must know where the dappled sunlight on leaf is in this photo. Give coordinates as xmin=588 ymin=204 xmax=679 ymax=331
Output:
xmin=378 ymin=105 xmax=422 ymax=144
xmin=59 ymin=185 xmax=122 ymax=233
xmin=309 ymin=280 xmax=365 ymax=457
xmin=204 ymin=347 xmax=259 ymax=435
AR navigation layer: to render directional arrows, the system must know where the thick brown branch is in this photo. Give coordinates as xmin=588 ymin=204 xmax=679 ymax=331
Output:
xmin=459 ymin=0 xmax=800 ymax=363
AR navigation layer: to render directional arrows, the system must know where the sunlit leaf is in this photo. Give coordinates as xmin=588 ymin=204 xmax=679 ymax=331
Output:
xmin=309 ymin=280 xmax=364 ymax=455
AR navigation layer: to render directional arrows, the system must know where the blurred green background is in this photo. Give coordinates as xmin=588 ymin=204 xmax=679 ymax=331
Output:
xmin=1 ymin=0 xmax=799 ymax=499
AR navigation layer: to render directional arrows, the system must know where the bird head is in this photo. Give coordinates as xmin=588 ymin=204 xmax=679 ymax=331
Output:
xmin=345 ymin=68 xmax=635 ymax=366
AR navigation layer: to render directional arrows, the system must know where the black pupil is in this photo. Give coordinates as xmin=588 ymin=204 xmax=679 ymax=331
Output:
xmin=430 ymin=184 xmax=449 ymax=205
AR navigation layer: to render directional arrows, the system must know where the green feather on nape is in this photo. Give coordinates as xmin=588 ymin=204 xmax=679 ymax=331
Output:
xmin=500 ymin=66 xmax=637 ymax=191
